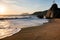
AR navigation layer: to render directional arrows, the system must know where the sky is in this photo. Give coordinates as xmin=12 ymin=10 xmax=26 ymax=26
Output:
xmin=0 ymin=0 xmax=60 ymax=15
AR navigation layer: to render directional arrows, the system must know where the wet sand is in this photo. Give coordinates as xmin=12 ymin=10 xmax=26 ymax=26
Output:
xmin=1 ymin=19 xmax=60 ymax=40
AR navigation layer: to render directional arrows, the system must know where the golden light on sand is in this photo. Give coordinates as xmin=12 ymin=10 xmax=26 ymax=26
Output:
xmin=0 ymin=5 xmax=6 ymax=15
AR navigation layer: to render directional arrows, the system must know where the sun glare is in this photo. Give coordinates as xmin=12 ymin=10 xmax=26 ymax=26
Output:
xmin=0 ymin=5 xmax=6 ymax=15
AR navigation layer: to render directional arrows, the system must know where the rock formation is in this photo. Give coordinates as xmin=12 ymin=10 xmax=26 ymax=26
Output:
xmin=46 ymin=3 xmax=60 ymax=18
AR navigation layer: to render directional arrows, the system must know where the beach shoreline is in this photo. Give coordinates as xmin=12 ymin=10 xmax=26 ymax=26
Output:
xmin=1 ymin=19 xmax=60 ymax=40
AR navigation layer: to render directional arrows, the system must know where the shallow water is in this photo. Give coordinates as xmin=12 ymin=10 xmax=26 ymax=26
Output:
xmin=0 ymin=16 xmax=48 ymax=39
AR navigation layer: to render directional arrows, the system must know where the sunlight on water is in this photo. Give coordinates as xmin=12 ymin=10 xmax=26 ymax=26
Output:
xmin=0 ymin=28 xmax=21 ymax=39
xmin=0 ymin=21 xmax=10 ymax=28
xmin=0 ymin=20 xmax=21 ymax=39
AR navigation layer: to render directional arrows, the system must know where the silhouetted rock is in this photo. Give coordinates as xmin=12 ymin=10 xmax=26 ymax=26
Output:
xmin=46 ymin=3 xmax=60 ymax=18
xmin=37 ymin=15 xmax=43 ymax=18
xmin=32 ymin=10 xmax=47 ymax=18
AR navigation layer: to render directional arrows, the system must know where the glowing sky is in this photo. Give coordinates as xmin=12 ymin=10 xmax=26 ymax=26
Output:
xmin=0 ymin=0 xmax=60 ymax=15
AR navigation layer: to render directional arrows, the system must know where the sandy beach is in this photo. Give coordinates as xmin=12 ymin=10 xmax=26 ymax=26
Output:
xmin=1 ymin=19 xmax=60 ymax=40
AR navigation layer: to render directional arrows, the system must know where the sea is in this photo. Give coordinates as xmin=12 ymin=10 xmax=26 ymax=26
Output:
xmin=0 ymin=15 xmax=48 ymax=39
